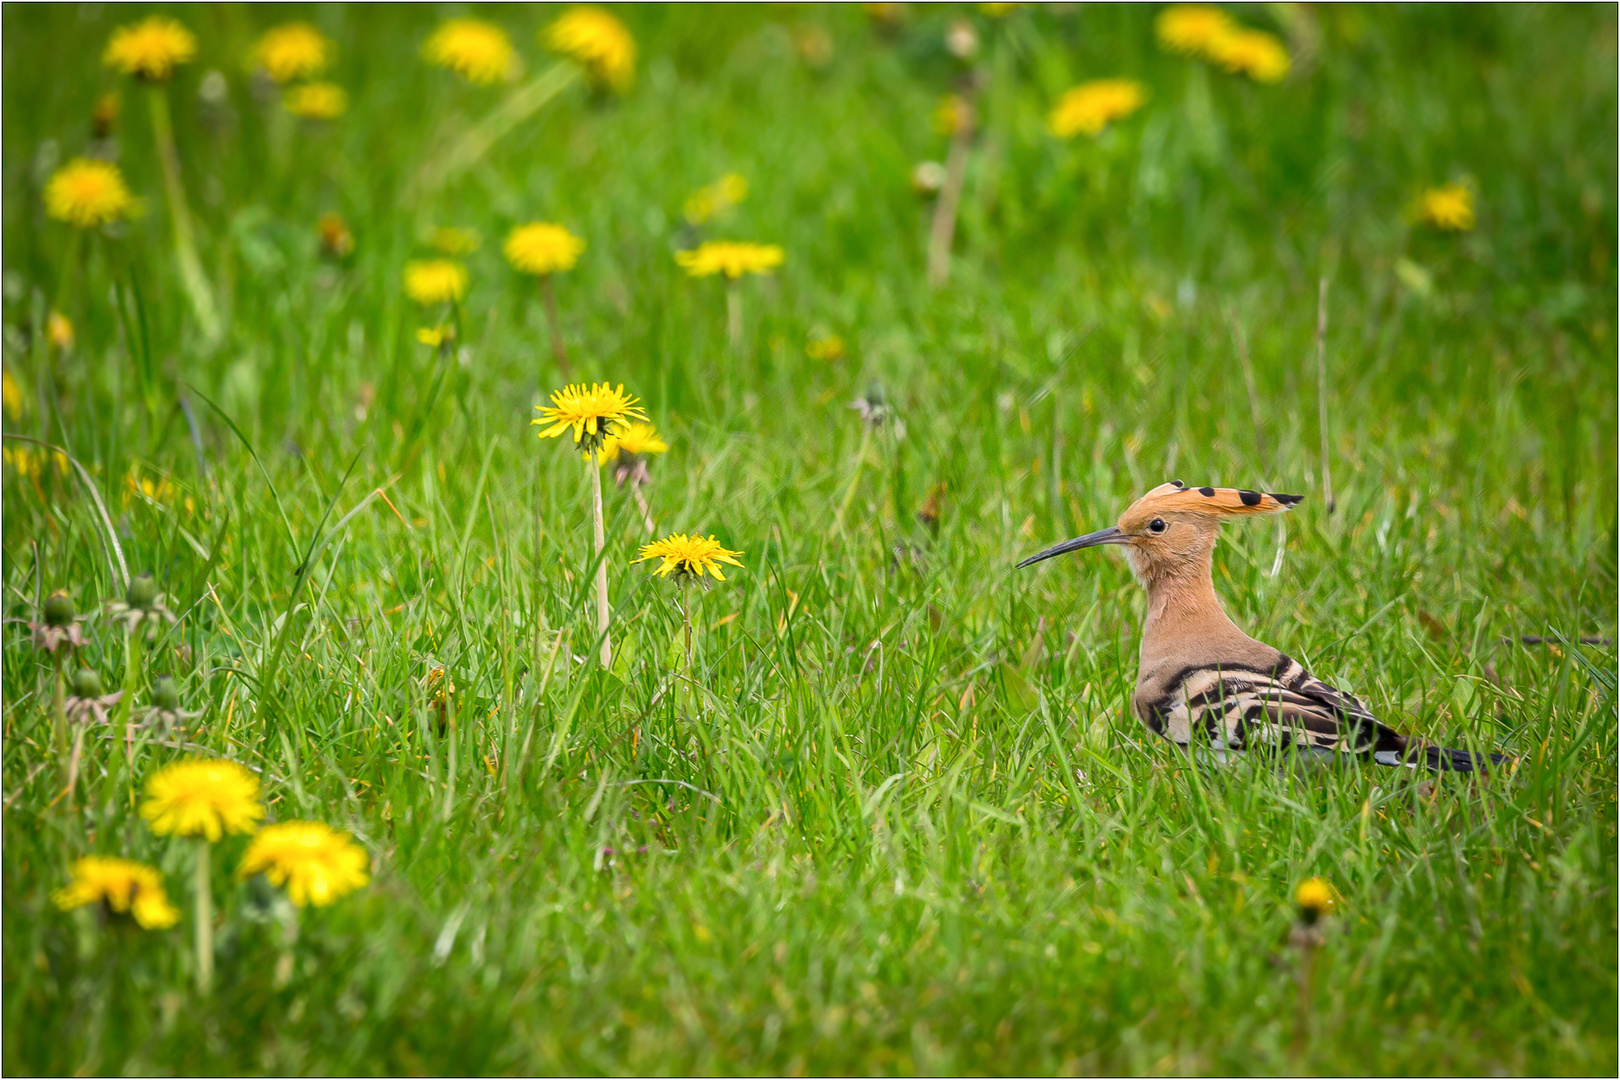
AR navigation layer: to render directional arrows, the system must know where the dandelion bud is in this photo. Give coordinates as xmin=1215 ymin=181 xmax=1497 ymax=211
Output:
xmin=1294 ymin=877 xmax=1335 ymax=925
xmin=43 ymin=590 xmax=75 ymax=628
xmin=126 ymin=573 xmax=159 ymax=612
xmin=92 ymin=92 xmax=121 ymax=138
xmin=152 ymin=674 xmax=182 ymax=712
xmin=71 ymin=667 xmax=106 ymax=698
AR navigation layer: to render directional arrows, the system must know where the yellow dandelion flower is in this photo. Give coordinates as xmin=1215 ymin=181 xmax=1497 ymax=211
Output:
xmin=53 ymin=856 xmax=181 ymax=929
xmin=532 ymin=382 xmax=649 ymax=454
xmin=806 ymin=335 xmax=846 ymax=362
xmin=430 ymin=226 xmax=481 ymax=256
xmin=47 ymin=312 xmax=75 ymax=351
xmin=104 ymin=15 xmax=197 ymax=82
xmin=403 ymin=260 xmax=468 ymax=305
xmin=2 ymin=370 xmax=21 ymax=419
xmin=103 ymin=14 xmax=196 ymax=82
xmin=423 ymin=18 xmax=515 ymax=85
xmin=251 ymin=22 xmax=332 ymax=83
xmin=238 ymin=821 xmax=369 ymax=908
xmin=1419 ymin=183 xmax=1476 ymax=232
xmin=598 ymin=421 xmax=669 ymax=463
xmin=1294 ymin=877 xmax=1337 ymax=922
xmin=1155 ymin=5 xmax=1234 ymax=56
xmin=634 ymin=533 xmax=745 ymax=582
xmin=1207 ymin=27 xmax=1290 ymax=83
xmin=417 ymin=324 xmax=455 ymax=348
xmin=140 ymin=758 xmax=265 ymax=842
xmin=3 ymin=446 xmax=69 ymax=481
xmin=543 ymin=7 xmax=636 ymax=94
xmin=44 ymin=158 xmax=136 ymax=229
xmin=504 ymin=223 xmax=586 ymax=276
xmin=283 ymin=81 xmax=347 ymax=120
xmin=675 ymin=241 xmax=785 ymax=280
xmin=1048 ymin=79 xmax=1146 ymax=138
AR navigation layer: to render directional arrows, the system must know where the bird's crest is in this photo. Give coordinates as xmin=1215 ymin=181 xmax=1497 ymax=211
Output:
xmin=1120 ymin=480 xmax=1301 ymax=529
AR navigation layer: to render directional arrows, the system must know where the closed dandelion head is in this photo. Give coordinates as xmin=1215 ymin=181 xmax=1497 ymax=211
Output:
xmin=423 ymin=19 xmax=515 ymax=85
xmin=533 ymin=383 xmax=649 ymax=456
xmin=30 ymin=590 xmax=87 ymax=656
xmin=107 ymin=572 xmax=177 ymax=636
xmin=1207 ymin=27 xmax=1290 ymax=83
xmin=142 ymin=674 xmax=199 ymax=733
xmin=403 ymin=260 xmax=468 ymax=306
xmin=239 ymin=821 xmax=369 ymax=907
xmin=92 ymin=92 xmax=121 ymax=139
xmin=252 ymin=22 xmax=332 ymax=83
xmin=850 ymin=380 xmax=904 ymax=437
xmin=284 ymin=82 xmax=348 ymax=121
xmin=504 ymin=223 xmax=586 ymax=276
xmin=318 ymin=212 xmax=354 ymax=259
xmin=634 ymin=533 xmax=745 ymax=585
xmin=1155 ymin=5 xmax=1234 ymax=56
xmin=933 ymin=94 xmax=974 ymax=137
xmin=544 ymin=7 xmax=636 ymax=94
xmin=140 ymin=758 xmax=265 ymax=842
xmin=65 ymin=667 xmax=123 ymax=726
xmin=1419 ymin=184 xmax=1475 ymax=232
xmin=1048 ymin=80 xmax=1146 ymax=138
xmin=45 ymin=159 xmax=137 ymax=230
xmin=54 ymin=856 xmax=181 ymax=930
xmin=675 ymin=241 xmax=785 ymax=280
xmin=104 ymin=15 xmax=198 ymax=82
xmin=1294 ymin=877 xmax=1336 ymax=924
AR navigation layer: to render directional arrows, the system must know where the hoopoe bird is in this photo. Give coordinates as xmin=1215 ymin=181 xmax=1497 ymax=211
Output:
xmin=1018 ymin=481 xmax=1506 ymax=772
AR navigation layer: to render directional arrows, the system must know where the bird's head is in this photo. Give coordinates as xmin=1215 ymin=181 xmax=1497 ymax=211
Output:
xmin=1017 ymin=481 xmax=1302 ymax=585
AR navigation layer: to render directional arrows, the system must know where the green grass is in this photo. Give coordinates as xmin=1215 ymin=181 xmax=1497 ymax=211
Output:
xmin=3 ymin=3 xmax=1616 ymax=1074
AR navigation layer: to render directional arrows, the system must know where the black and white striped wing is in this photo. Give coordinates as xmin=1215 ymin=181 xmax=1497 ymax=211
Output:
xmin=1148 ymin=657 xmax=1407 ymax=760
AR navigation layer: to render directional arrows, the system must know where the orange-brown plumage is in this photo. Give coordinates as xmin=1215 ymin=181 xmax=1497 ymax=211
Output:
xmin=1019 ymin=481 xmax=1505 ymax=772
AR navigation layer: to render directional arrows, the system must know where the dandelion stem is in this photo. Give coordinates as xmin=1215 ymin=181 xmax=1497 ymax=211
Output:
xmin=51 ymin=655 xmax=68 ymax=797
xmin=833 ymin=426 xmax=873 ymax=535
xmin=540 ymin=275 xmax=571 ymax=378
xmin=632 ymin=482 xmax=656 ymax=536
xmin=147 ymin=87 xmax=220 ymax=343
xmin=52 ymin=228 xmax=84 ymax=323
xmin=1315 ymin=277 xmax=1334 ymax=514
xmin=589 ymin=462 xmax=612 ymax=668
xmin=114 ymin=628 xmax=141 ymax=778
xmin=927 ymin=91 xmax=976 ymax=289
xmin=726 ymin=280 xmax=743 ymax=352
xmin=195 ymin=839 xmax=213 ymax=993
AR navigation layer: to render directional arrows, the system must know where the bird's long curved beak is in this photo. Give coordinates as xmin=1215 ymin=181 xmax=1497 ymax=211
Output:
xmin=1016 ymin=526 xmax=1128 ymax=568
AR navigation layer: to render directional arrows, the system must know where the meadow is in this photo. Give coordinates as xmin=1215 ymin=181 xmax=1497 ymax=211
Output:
xmin=2 ymin=4 xmax=1616 ymax=1074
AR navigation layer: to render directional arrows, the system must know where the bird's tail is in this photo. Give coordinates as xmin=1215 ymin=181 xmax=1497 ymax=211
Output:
xmin=1418 ymin=745 xmax=1510 ymax=773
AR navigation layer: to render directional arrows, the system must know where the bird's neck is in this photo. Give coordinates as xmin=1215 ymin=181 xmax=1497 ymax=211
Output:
xmin=1138 ymin=548 xmax=1242 ymax=657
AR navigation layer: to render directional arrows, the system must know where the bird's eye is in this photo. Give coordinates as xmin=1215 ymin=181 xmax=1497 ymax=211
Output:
xmin=1149 ymin=519 xmax=1166 ymax=533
